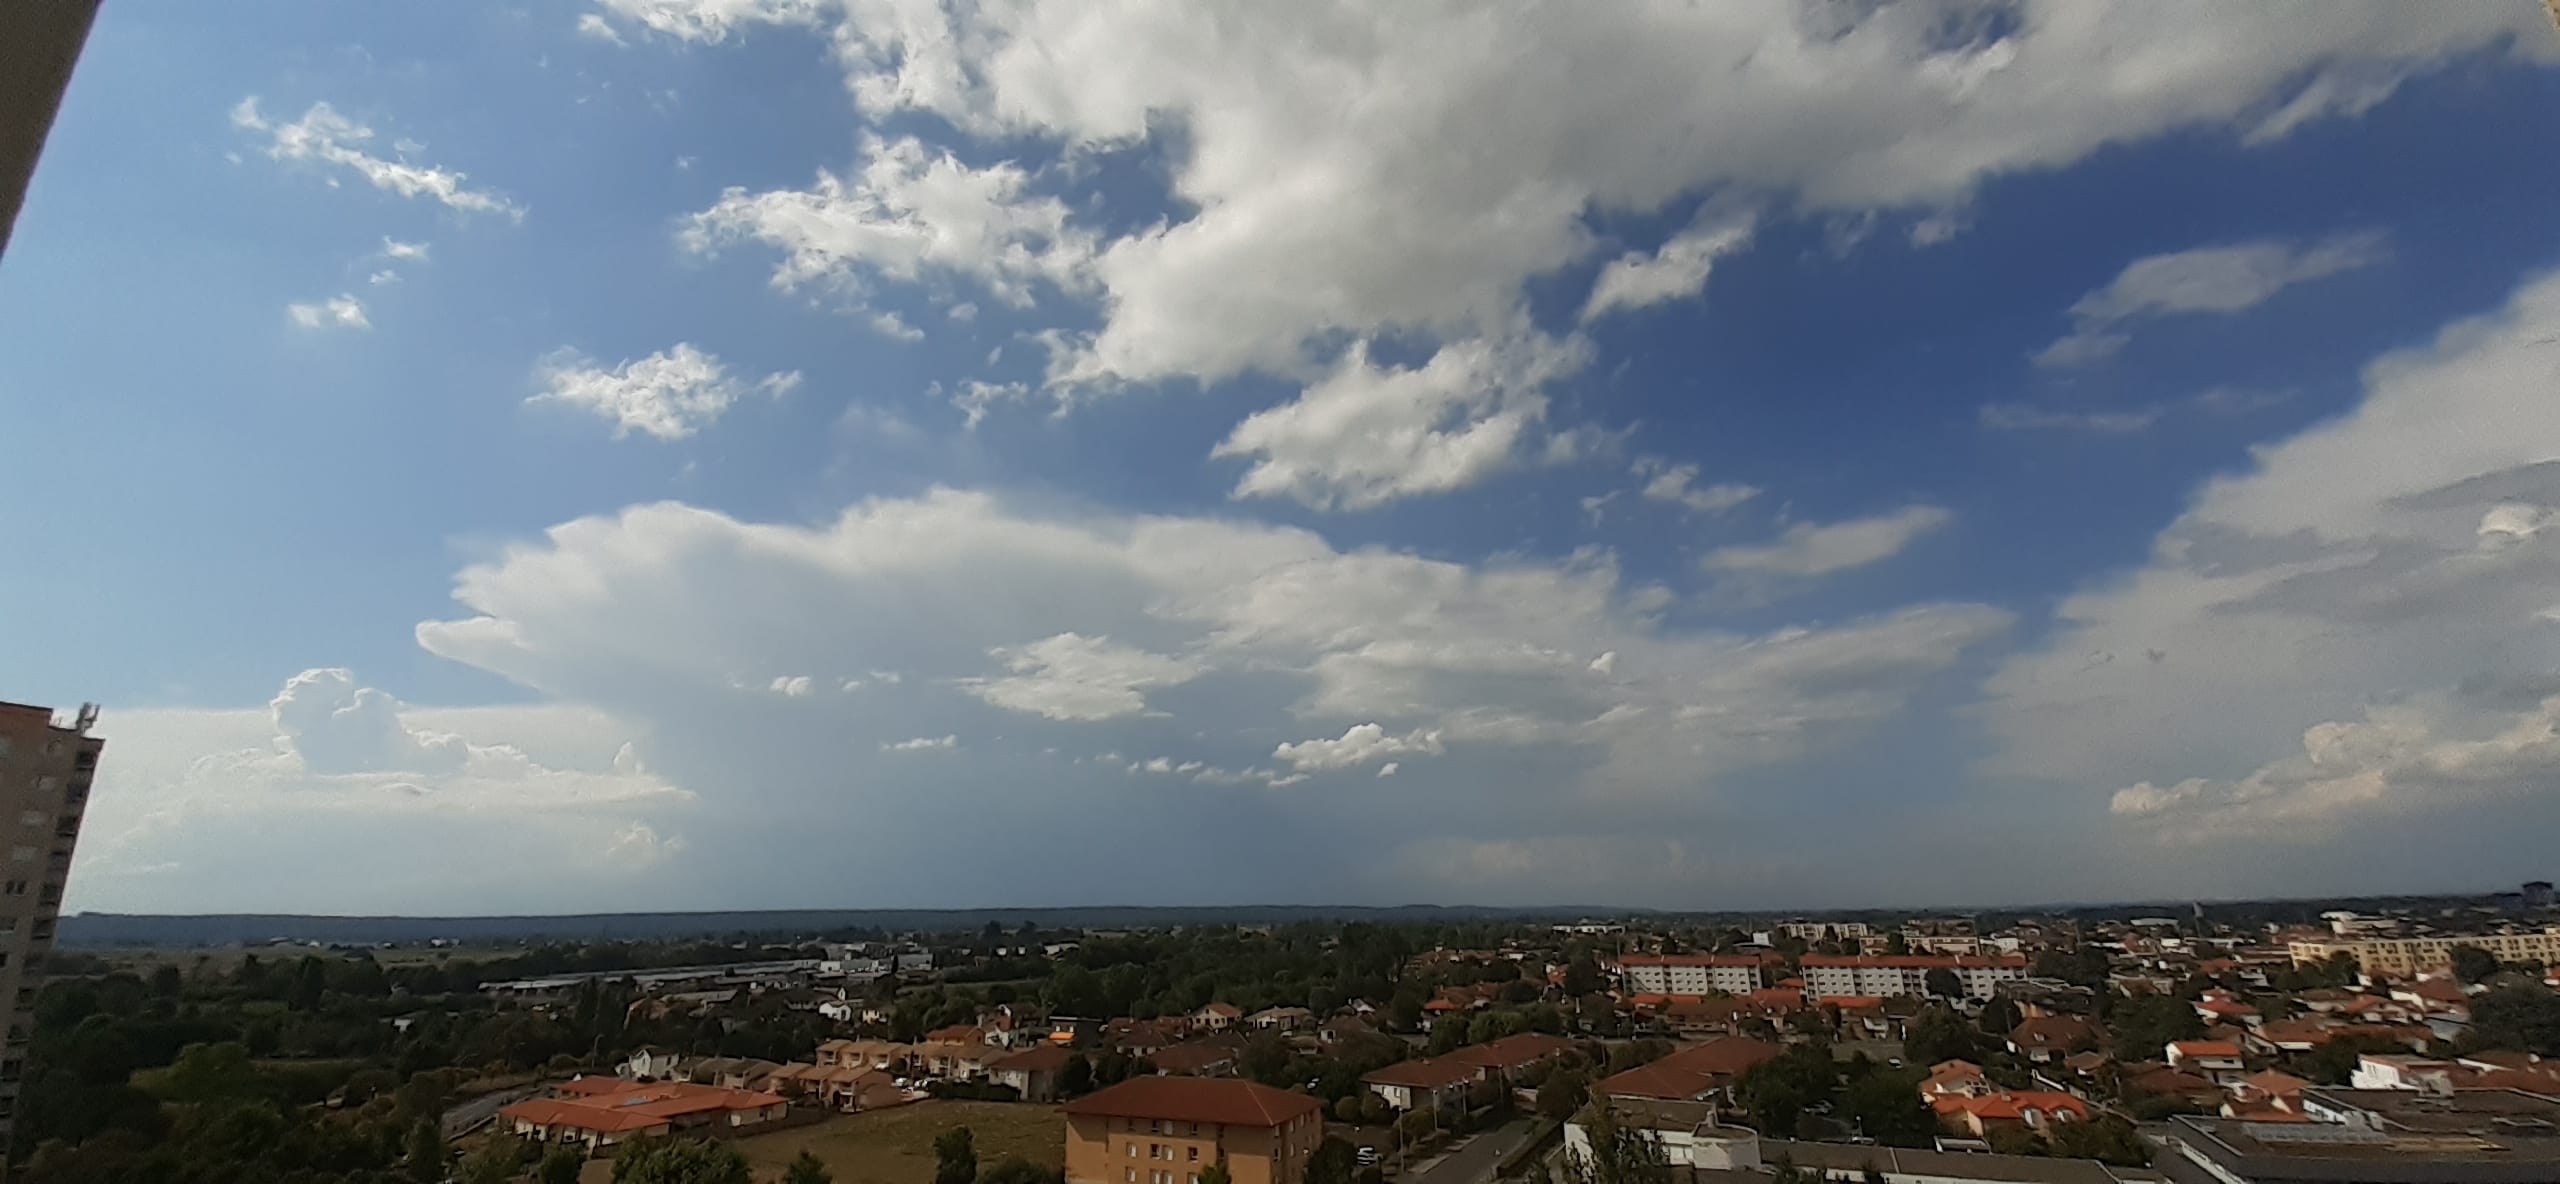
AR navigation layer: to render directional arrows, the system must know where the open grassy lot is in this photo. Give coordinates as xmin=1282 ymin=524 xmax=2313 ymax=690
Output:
xmin=580 ymin=1100 xmax=1065 ymax=1184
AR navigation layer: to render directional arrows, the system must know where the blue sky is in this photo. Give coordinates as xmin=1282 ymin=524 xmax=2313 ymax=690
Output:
xmin=7 ymin=1 xmax=2560 ymax=915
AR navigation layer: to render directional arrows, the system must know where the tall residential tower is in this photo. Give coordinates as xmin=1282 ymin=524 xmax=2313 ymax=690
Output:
xmin=0 ymin=701 xmax=99 ymax=1153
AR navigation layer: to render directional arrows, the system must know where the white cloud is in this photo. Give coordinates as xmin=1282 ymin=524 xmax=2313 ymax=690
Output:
xmin=576 ymin=12 xmax=629 ymax=43
xmin=1634 ymin=458 xmax=1759 ymax=514
xmin=1376 ymin=762 xmax=1399 ymax=778
xmin=366 ymin=270 xmax=401 ymax=287
xmin=232 ymin=98 xmax=522 ymax=219
xmin=1982 ymin=269 xmax=2560 ymax=865
xmin=530 ymin=343 xmax=801 ymax=440
xmin=869 ymin=311 xmax=925 ymax=342
xmin=768 ymin=675 xmax=815 ymax=697
xmin=1978 ymin=402 xmax=2163 ymax=434
xmin=1580 ymin=203 xmax=1757 ymax=322
xmin=684 ymin=134 xmax=1095 ymax=313
xmin=1213 ymin=332 xmax=1587 ymax=510
xmin=588 ymin=0 xmax=828 ymax=43
xmin=286 ymin=294 xmax=369 ymax=331
xmin=1271 ymin=723 xmax=1445 ymax=772
xmin=881 ymin=734 xmax=959 ymax=752
xmin=413 ymin=488 xmax=2007 ymax=838
xmin=962 ymin=632 xmax=1204 ymax=721
xmin=594 ymin=1 xmax=2544 ymax=516
xmin=1703 ymin=505 xmax=1953 ymax=578
xmin=380 ymin=238 xmax=431 ymax=262
xmin=947 ymin=379 xmax=1032 ymax=428
xmin=73 ymin=673 xmax=686 ymax=913
xmin=2035 ymin=230 xmax=2389 ymax=367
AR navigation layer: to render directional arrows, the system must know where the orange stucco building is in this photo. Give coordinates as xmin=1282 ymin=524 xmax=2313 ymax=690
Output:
xmin=1064 ymin=1077 xmax=1324 ymax=1184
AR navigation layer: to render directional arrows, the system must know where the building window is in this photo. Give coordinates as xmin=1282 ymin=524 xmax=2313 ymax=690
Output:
xmin=1188 ymin=1148 xmax=1199 ymax=1162
xmin=1125 ymin=1171 xmax=1135 ymax=1182
xmin=0 ymin=882 xmax=21 ymax=896
xmin=1127 ymin=1145 xmax=1138 ymax=1158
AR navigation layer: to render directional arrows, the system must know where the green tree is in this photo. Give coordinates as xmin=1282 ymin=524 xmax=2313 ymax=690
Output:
xmin=613 ymin=1137 xmax=754 ymax=1184
xmin=1538 ymin=1066 xmax=1590 ymax=1121
xmin=1306 ymin=1137 xmax=1357 ymax=1184
xmin=1061 ymin=1053 xmax=1094 ymax=1097
xmin=1837 ymin=1070 xmax=1936 ymax=1148
xmin=2048 ymin=1115 xmax=2152 ymax=1167
xmin=979 ymin=1158 xmax=1060 ymax=1184
xmin=1734 ymin=1047 xmax=1835 ymax=1139
xmin=1564 ymin=1103 xmax=1671 ymax=1184
xmin=160 ymin=1041 xmax=266 ymax=1104
xmin=1923 ymin=968 xmax=1963 ymax=1000
xmin=539 ymin=1146 xmax=589 ymax=1184
xmin=2107 ymin=994 xmax=2204 ymax=1059
xmin=404 ymin=1117 xmax=448 ymax=1184
xmin=460 ymin=1135 xmax=537 ymax=1184
xmin=936 ymin=1125 xmax=979 ymax=1184
xmin=2465 ymin=984 xmax=2560 ymax=1056
xmin=1900 ymin=1006 xmax=1979 ymax=1067
xmin=2449 ymin=945 xmax=2501 ymax=985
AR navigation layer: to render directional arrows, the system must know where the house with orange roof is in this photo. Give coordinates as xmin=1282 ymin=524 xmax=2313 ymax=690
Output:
xmin=1590 ymin=1036 xmax=1783 ymax=1104
xmin=2006 ymin=1016 xmax=2101 ymax=1064
xmin=499 ymin=1078 xmax=789 ymax=1153
xmin=1917 ymin=1059 xmax=1990 ymax=1099
xmin=2220 ymin=1069 xmax=2312 ymax=1122
xmin=1929 ymin=1090 xmax=2090 ymax=1138
xmin=2166 ymin=1040 xmax=2246 ymax=1082
xmin=1193 ymin=1002 xmax=1243 ymax=1031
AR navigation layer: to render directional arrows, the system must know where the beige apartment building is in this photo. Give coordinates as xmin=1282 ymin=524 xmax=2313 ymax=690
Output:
xmin=1064 ymin=1078 xmax=1324 ymax=1184
xmin=2289 ymin=929 xmax=2560 ymax=976
xmin=0 ymin=701 xmax=100 ymax=1156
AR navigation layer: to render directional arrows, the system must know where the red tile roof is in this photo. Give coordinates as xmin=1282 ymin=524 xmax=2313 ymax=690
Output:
xmin=991 ymin=1044 xmax=1073 ymax=1072
xmin=1063 ymin=1077 xmax=1321 ymax=1128
xmin=1448 ymin=1033 xmax=1573 ymax=1071
xmin=2170 ymin=1040 xmax=2243 ymax=1058
xmin=502 ymin=1081 xmax=784 ymax=1134
xmin=1800 ymin=955 xmax=2027 ymax=969
xmin=1363 ymin=1058 xmax=1479 ymax=1089
xmin=1592 ymin=1036 xmax=1783 ymax=1101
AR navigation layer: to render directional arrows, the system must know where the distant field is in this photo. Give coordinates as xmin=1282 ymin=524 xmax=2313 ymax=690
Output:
xmin=579 ymin=1100 xmax=1065 ymax=1184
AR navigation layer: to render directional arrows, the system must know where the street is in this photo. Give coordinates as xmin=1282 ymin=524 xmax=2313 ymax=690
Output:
xmin=1409 ymin=1119 xmax=1546 ymax=1184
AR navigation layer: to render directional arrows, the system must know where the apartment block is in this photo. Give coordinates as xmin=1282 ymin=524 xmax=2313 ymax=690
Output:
xmin=1614 ymin=954 xmax=1766 ymax=995
xmin=1799 ymin=955 xmax=2026 ymax=1000
xmin=0 ymin=701 xmax=100 ymax=1154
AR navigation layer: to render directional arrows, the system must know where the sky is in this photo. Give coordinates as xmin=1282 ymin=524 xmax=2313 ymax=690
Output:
xmin=6 ymin=2 xmax=2560 ymax=917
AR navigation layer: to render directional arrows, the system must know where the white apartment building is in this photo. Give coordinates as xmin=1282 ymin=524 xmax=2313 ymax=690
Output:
xmin=1614 ymin=954 xmax=1766 ymax=995
xmin=1798 ymin=955 xmax=2027 ymax=1000
xmin=1776 ymin=921 xmax=1872 ymax=942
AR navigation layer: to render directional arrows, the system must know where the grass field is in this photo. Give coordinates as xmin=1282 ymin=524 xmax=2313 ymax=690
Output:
xmin=578 ymin=1100 xmax=1065 ymax=1184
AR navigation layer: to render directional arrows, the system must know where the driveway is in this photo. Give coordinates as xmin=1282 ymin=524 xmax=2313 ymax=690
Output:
xmin=1410 ymin=1119 xmax=1544 ymax=1184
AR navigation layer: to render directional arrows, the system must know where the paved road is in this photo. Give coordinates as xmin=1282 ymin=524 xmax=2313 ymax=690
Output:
xmin=1410 ymin=1119 xmax=1545 ymax=1184
xmin=443 ymin=1081 xmax=546 ymax=1139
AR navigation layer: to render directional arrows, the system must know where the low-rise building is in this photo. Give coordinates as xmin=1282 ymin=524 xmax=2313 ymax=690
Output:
xmin=498 ymin=1078 xmax=789 ymax=1153
xmin=1590 ymin=1036 xmax=1783 ymax=1104
xmin=1063 ymin=1077 xmax=1323 ymax=1184
xmin=992 ymin=1044 xmax=1074 ymax=1103
xmin=1362 ymin=1058 xmax=1477 ymax=1112
xmin=2007 ymin=1016 xmax=2102 ymax=1064
xmin=2166 ymin=1040 xmax=2246 ymax=1082
xmin=1931 ymin=1089 xmax=2092 ymax=1137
